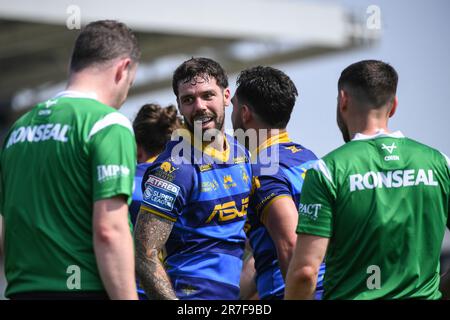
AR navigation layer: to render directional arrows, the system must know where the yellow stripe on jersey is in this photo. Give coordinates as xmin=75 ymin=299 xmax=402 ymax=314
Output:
xmin=174 ymin=125 xmax=231 ymax=163
xmin=140 ymin=205 xmax=177 ymax=222
xmin=260 ymin=194 xmax=292 ymax=225
xmin=252 ymin=131 xmax=291 ymax=161
xmin=145 ymin=155 xmax=158 ymax=163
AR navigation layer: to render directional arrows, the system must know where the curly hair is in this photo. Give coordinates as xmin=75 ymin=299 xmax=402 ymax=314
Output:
xmin=133 ymin=103 xmax=182 ymax=156
xmin=172 ymin=57 xmax=229 ymax=98
xmin=235 ymin=66 xmax=298 ymax=128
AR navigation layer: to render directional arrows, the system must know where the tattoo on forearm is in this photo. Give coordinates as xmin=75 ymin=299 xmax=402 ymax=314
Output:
xmin=134 ymin=210 xmax=177 ymax=300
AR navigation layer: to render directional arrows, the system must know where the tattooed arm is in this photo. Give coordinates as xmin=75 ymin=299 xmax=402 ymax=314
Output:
xmin=134 ymin=209 xmax=178 ymax=300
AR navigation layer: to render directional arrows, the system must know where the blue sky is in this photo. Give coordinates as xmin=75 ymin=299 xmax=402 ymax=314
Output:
xmin=280 ymin=0 xmax=450 ymax=157
xmin=123 ymin=0 xmax=450 ymax=158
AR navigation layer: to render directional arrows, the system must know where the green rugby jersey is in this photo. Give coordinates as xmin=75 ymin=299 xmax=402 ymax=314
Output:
xmin=297 ymin=131 xmax=450 ymax=299
xmin=0 ymin=91 xmax=136 ymax=297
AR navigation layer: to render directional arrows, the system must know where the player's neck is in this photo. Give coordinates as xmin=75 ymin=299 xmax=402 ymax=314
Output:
xmin=66 ymin=70 xmax=117 ymax=108
xmin=205 ymin=130 xmax=226 ymax=152
xmin=348 ymin=116 xmax=391 ymax=139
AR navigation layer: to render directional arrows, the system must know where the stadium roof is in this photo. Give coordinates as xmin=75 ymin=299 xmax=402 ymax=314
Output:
xmin=0 ymin=0 xmax=378 ymax=135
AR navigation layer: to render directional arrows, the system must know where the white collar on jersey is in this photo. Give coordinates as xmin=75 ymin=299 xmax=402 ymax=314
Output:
xmin=352 ymin=129 xmax=405 ymax=141
xmin=53 ymin=90 xmax=98 ymax=100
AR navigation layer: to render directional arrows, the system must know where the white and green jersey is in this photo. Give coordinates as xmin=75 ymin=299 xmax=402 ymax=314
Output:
xmin=297 ymin=131 xmax=450 ymax=300
xmin=0 ymin=91 xmax=136 ymax=297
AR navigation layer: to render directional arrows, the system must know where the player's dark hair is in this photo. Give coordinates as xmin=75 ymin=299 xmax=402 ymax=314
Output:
xmin=235 ymin=66 xmax=298 ymax=128
xmin=338 ymin=60 xmax=398 ymax=108
xmin=133 ymin=104 xmax=182 ymax=155
xmin=70 ymin=20 xmax=140 ymax=72
xmin=172 ymin=57 xmax=229 ymax=98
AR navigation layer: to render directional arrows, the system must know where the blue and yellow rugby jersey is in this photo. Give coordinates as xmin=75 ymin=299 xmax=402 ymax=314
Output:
xmin=246 ymin=131 xmax=325 ymax=299
xmin=140 ymin=132 xmax=252 ymax=300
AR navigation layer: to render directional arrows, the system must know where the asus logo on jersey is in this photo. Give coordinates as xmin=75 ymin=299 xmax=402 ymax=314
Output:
xmin=205 ymin=197 xmax=249 ymax=223
xmin=349 ymin=169 xmax=438 ymax=192
xmin=97 ymin=165 xmax=130 ymax=182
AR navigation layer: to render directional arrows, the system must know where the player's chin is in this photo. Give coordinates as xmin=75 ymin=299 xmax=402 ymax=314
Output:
xmin=202 ymin=119 xmax=222 ymax=132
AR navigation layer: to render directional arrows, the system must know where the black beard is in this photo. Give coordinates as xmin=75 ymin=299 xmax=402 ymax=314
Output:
xmin=336 ymin=108 xmax=351 ymax=143
xmin=184 ymin=114 xmax=224 ymax=136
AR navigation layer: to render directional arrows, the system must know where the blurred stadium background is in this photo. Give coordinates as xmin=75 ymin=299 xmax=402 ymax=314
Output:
xmin=0 ymin=0 xmax=449 ymax=299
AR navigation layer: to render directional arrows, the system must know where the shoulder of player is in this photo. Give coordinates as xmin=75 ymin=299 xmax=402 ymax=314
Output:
xmin=144 ymin=152 xmax=196 ymax=187
xmin=401 ymin=137 xmax=450 ymax=167
xmin=86 ymin=109 xmax=133 ymax=141
xmin=271 ymin=141 xmax=319 ymax=167
xmin=226 ymin=133 xmax=250 ymax=158
xmin=320 ymin=140 xmax=365 ymax=163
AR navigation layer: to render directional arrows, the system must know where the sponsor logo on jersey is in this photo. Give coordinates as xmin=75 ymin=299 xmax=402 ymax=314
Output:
xmin=223 ymin=175 xmax=237 ymax=189
xmin=97 ymin=165 xmax=130 ymax=183
xmin=349 ymin=169 xmax=438 ymax=192
xmin=384 ymin=155 xmax=400 ymax=161
xmin=200 ymin=180 xmax=219 ymax=192
xmin=381 ymin=143 xmax=400 ymax=161
xmin=233 ymin=156 xmax=248 ymax=164
xmin=142 ymin=175 xmax=180 ymax=212
xmin=6 ymin=123 xmax=70 ymax=149
xmin=45 ymin=99 xmax=58 ymax=108
xmin=241 ymin=167 xmax=250 ymax=184
xmin=255 ymin=192 xmax=276 ymax=213
xmin=180 ymin=284 xmax=198 ymax=296
xmin=160 ymin=161 xmax=178 ymax=173
xmin=205 ymin=197 xmax=249 ymax=223
xmin=199 ymin=164 xmax=213 ymax=172
xmin=38 ymin=109 xmax=52 ymax=116
xmin=285 ymin=146 xmax=302 ymax=153
xmin=153 ymin=161 xmax=178 ymax=182
xmin=299 ymin=203 xmax=322 ymax=221
xmin=381 ymin=143 xmax=397 ymax=154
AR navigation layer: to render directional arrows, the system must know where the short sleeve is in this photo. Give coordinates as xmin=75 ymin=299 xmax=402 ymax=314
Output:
xmin=251 ymin=173 xmax=291 ymax=223
xmin=140 ymin=157 xmax=194 ymax=223
xmin=297 ymin=160 xmax=335 ymax=238
xmin=90 ymin=118 xmax=136 ymax=203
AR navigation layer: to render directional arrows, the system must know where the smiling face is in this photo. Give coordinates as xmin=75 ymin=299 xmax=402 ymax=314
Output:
xmin=177 ymin=75 xmax=230 ymax=134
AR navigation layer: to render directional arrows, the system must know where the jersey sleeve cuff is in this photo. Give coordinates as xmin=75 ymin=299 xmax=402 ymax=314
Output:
xmin=140 ymin=205 xmax=177 ymax=223
xmin=260 ymin=194 xmax=292 ymax=225
xmin=296 ymin=225 xmax=332 ymax=238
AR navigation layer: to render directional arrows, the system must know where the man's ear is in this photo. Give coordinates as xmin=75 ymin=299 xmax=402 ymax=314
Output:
xmin=115 ymin=58 xmax=131 ymax=83
xmin=388 ymin=96 xmax=398 ymax=118
xmin=242 ymin=104 xmax=253 ymax=124
xmin=338 ymin=89 xmax=349 ymax=113
xmin=223 ymin=88 xmax=231 ymax=106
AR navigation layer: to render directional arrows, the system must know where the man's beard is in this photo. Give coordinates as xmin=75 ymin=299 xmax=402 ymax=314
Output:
xmin=337 ymin=108 xmax=351 ymax=143
xmin=184 ymin=111 xmax=224 ymax=136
